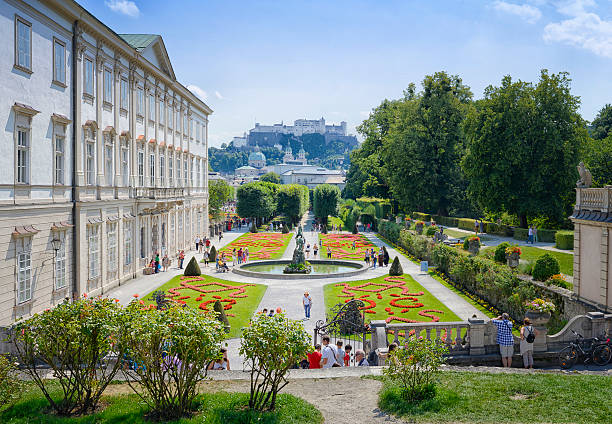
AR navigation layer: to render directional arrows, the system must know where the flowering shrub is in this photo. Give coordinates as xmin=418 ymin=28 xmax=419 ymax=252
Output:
xmin=505 ymin=246 xmax=522 ymax=256
xmin=240 ymin=313 xmax=311 ymax=411
xmin=0 ymin=354 xmax=23 ymax=410
xmin=383 ymin=337 xmax=447 ymax=402
xmin=525 ymin=298 xmax=556 ymax=313
xmin=121 ymin=302 xmax=225 ymax=420
xmin=12 ymin=297 xmax=126 ymax=416
xmin=546 ymin=274 xmax=571 ymax=290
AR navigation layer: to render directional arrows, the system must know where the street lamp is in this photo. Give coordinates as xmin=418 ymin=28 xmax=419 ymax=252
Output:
xmin=50 ymin=236 xmax=61 ymax=253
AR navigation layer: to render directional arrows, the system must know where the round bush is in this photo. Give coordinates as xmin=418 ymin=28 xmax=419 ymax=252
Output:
xmin=555 ymin=231 xmax=574 ymax=250
xmin=494 ymin=242 xmax=511 ymax=263
xmin=425 ymin=226 xmax=437 ymax=237
xmin=532 ymin=253 xmax=560 ymax=281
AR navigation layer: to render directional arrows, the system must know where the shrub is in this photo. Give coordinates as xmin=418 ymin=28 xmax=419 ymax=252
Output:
xmin=12 ymin=297 xmax=126 ymax=416
xmin=213 ymin=300 xmax=231 ymax=333
xmin=555 ymin=231 xmax=574 ymax=250
xmin=412 ymin=212 xmax=431 ymax=222
xmin=494 ymin=242 xmax=511 ymax=263
xmin=0 ymin=355 xmax=22 ymax=410
xmin=209 ymin=246 xmax=217 ymax=262
xmin=121 ymin=303 xmax=225 ymax=420
xmin=184 ymin=256 xmax=201 ymax=276
xmin=281 ymin=224 xmax=289 ymax=234
xmin=240 ymin=313 xmax=311 ymax=411
xmin=383 ymin=337 xmax=447 ymax=403
xmin=513 ymin=227 xmax=528 ymax=241
xmin=250 ymin=222 xmax=258 ymax=233
xmin=425 ymin=225 xmax=437 ymax=236
xmin=546 ymin=274 xmax=572 ymax=290
xmin=519 ymin=260 xmax=534 ymax=275
xmin=532 ymin=253 xmax=561 ymax=281
xmin=389 ymin=256 xmax=403 ymax=276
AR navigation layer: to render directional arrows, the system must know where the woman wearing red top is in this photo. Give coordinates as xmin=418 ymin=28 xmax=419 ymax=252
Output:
xmin=307 ymin=344 xmax=322 ymax=369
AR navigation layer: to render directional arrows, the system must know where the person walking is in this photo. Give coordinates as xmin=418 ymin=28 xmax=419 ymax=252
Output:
xmin=372 ymin=248 xmax=377 ymax=269
xmin=237 ymin=248 xmax=243 ymax=265
xmin=492 ymin=313 xmax=514 ymax=367
xmin=203 ymin=249 xmax=209 ymax=267
xmin=303 ymin=291 xmax=312 ymax=320
xmin=178 ymin=250 xmax=185 ymax=269
xmin=528 ymin=226 xmax=534 ymax=244
xmin=533 ymin=225 xmax=538 ymax=244
xmin=305 ymin=243 xmax=311 ymax=259
xmin=245 ymin=247 xmax=249 ymax=262
xmin=479 ymin=220 xmax=484 ymax=234
xmin=365 ymin=249 xmax=370 ymax=266
xmin=313 ymin=244 xmax=318 ymax=258
xmin=520 ymin=318 xmax=537 ymax=369
xmin=162 ymin=254 xmax=169 ymax=272
xmin=474 ymin=220 xmax=479 ymax=236
xmin=232 ymin=248 xmax=237 ymax=266
xmin=194 ymin=235 xmax=200 ymax=252
xmin=154 ymin=252 xmax=160 ymax=273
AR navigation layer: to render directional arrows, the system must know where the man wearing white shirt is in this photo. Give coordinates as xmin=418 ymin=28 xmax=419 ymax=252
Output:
xmin=320 ymin=336 xmax=336 ymax=369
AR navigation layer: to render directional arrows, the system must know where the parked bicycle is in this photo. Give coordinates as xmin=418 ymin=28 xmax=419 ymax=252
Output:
xmin=558 ymin=330 xmax=610 ymax=369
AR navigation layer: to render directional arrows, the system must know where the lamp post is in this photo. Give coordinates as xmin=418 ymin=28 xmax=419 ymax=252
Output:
xmin=50 ymin=236 xmax=61 ymax=254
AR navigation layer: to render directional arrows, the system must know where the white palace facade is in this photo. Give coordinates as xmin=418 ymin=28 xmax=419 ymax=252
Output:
xmin=0 ymin=0 xmax=211 ymax=326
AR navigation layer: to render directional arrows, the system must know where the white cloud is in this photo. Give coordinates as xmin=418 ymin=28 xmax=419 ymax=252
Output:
xmin=359 ymin=111 xmax=370 ymax=117
xmin=187 ymin=85 xmax=208 ymax=100
xmin=493 ymin=1 xmax=542 ymax=24
xmin=543 ymin=0 xmax=612 ymax=58
xmin=105 ymin=0 xmax=140 ymax=18
xmin=214 ymin=91 xmax=224 ymax=100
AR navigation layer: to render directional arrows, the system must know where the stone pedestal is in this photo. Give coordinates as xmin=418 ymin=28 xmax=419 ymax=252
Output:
xmin=468 ymin=317 xmax=486 ymax=355
xmin=525 ymin=310 xmax=551 ymax=352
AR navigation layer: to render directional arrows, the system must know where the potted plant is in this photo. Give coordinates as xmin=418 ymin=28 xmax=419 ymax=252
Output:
xmin=505 ymin=245 xmax=521 ymax=268
xmin=467 ymin=236 xmax=480 ymax=255
xmin=524 ymin=298 xmax=555 ymax=326
xmin=415 ymin=221 xmax=425 ymax=235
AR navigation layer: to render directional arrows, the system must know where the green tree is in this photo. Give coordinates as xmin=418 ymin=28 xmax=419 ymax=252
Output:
xmin=583 ymin=135 xmax=612 ymax=187
xmin=462 ymin=70 xmax=587 ymax=227
xmin=313 ymin=184 xmax=341 ymax=225
xmin=381 ymin=72 xmax=472 ymax=215
xmin=236 ymin=182 xmax=278 ymax=225
xmin=240 ymin=313 xmax=311 ymax=411
xmin=277 ymin=184 xmax=309 ymax=224
xmin=590 ymin=103 xmax=612 ymax=140
xmin=209 ymin=180 xmax=233 ymax=221
xmin=260 ymin=172 xmax=281 ymax=184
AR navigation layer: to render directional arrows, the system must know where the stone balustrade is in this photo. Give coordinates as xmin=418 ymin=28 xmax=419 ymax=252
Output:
xmin=370 ymin=312 xmax=612 ymax=365
xmin=575 ymin=187 xmax=612 ymax=214
xmin=133 ymin=187 xmax=185 ymax=199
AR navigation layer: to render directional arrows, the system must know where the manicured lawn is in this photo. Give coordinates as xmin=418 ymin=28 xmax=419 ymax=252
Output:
xmin=377 ymin=371 xmax=611 ymax=423
xmin=142 ymin=274 xmax=266 ymax=338
xmin=218 ymin=232 xmax=293 ymax=260
xmin=481 ymin=245 xmax=573 ymax=275
xmin=323 ymin=274 xmax=460 ymax=325
xmin=0 ymin=382 xmax=322 ymax=424
xmin=318 ymin=233 xmax=377 ymax=260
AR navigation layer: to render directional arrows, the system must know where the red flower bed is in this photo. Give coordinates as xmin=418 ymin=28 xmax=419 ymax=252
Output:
xmin=320 ymin=233 xmax=376 ymax=260
xmin=219 ymin=233 xmax=290 ymax=259
xmin=335 ymin=276 xmax=445 ymax=324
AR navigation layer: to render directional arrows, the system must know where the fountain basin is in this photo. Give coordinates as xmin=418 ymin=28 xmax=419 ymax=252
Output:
xmin=233 ymin=259 xmax=368 ymax=280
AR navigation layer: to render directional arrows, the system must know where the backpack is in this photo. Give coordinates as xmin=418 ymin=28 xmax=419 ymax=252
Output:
xmin=525 ymin=326 xmax=535 ymax=343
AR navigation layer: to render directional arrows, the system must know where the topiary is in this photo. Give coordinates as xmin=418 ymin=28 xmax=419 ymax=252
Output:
xmin=532 ymin=253 xmax=560 ymax=281
xmin=250 ymin=222 xmax=257 ymax=233
xmin=555 ymin=231 xmax=574 ymax=250
xmin=425 ymin=226 xmax=437 ymax=237
xmin=352 ymin=223 xmax=358 ymax=234
xmin=209 ymin=246 xmax=217 ymax=262
xmin=389 ymin=256 xmax=403 ymax=276
xmin=494 ymin=242 xmax=511 ymax=263
xmin=322 ymin=224 xmax=328 ymax=234
xmin=184 ymin=256 xmax=201 ymax=276
xmin=213 ymin=300 xmax=231 ymax=333
xmin=281 ymin=224 xmax=289 ymax=234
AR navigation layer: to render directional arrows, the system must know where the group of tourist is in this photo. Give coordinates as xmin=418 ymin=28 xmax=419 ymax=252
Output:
xmin=230 ymin=247 xmax=250 ymax=265
xmin=492 ymin=312 xmax=538 ymax=369
xmin=304 ymin=243 xmax=319 ymax=259
xmin=364 ymin=246 xmax=389 ymax=268
xmin=194 ymin=235 xmax=212 ymax=253
xmin=305 ymin=337 xmax=369 ymax=369
xmin=526 ymin=225 xmax=539 ymax=244
xmin=473 ymin=219 xmax=486 ymax=235
xmin=148 ymin=252 xmax=171 ymax=273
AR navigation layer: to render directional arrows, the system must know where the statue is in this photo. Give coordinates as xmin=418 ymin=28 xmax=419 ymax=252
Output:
xmin=284 ymin=224 xmax=311 ymax=274
xmin=576 ymin=162 xmax=592 ymax=188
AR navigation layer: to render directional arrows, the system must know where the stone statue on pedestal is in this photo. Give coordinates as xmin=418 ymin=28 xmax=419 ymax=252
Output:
xmin=576 ymin=162 xmax=592 ymax=188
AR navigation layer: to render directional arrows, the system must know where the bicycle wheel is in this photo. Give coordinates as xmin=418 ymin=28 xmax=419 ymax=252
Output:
xmin=558 ymin=346 xmax=578 ymax=369
xmin=593 ymin=345 xmax=612 ymax=366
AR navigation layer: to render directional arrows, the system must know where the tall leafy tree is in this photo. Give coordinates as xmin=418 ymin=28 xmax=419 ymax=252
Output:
xmin=236 ymin=182 xmax=278 ymax=225
xmin=381 ymin=72 xmax=472 ymax=215
xmin=590 ymin=104 xmax=612 ymax=140
xmin=313 ymin=184 xmax=341 ymax=225
xmin=209 ymin=180 xmax=234 ymax=221
xmin=583 ymin=136 xmax=612 ymax=187
xmin=462 ymin=70 xmax=588 ymax=227
xmin=260 ymin=172 xmax=281 ymax=184
xmin=277 ymin=184 xmax=309 ymax=224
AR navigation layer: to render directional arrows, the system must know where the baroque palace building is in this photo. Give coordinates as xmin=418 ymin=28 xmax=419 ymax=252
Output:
xmin=0 ymin=0 xmax=211 ymax=326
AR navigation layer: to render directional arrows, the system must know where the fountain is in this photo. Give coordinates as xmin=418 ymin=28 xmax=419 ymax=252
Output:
xmin=283 ymin=226 xmax=312 ymax=274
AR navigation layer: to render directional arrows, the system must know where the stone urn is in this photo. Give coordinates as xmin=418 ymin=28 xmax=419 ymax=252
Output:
xmin=415 ymin=223 xmax=424 ymax=235
xmin=524 ymin=310 xmax=551 ymax=327
xmin=506 ymin=252 xmax=520 ymax=268
xmin=468 ymin=239 xmax=480 ymax=255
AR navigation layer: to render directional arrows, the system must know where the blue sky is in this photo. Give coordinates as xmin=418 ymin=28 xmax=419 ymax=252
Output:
xmin=84 ymin=1 xmax=612 ymax=146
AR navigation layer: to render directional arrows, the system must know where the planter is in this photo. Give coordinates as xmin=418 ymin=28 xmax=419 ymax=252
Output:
xmin=506 ymin=252 xmax=520 ymax=268
xmin=525 ymin=310 xmax=551 ymax=327
xmin=468 ymin=240 xmax=480 ymax=256
xmin=415 ymin=224 xmax=424 ymax=235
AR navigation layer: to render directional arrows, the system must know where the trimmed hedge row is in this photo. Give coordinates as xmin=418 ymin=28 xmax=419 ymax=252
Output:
xmin=356 ymin=197 xmax=392 ymax=219
xmin=555 ymin=231 xmax=574 ymax=250
xmin=457 ymin=218 xmax=488 ymax=232
xmin=411 ymin=212 xmax=431 ymax=222
xmin=431 ymin=215 xmax=459 ymax=227
xmin=513 ymin=228 xmax=558 ymax=243
xmin=377 ymin=220 xmax=564 ymax=322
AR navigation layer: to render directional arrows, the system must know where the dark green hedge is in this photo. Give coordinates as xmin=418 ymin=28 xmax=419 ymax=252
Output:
xmin=412 ymin=212 xmax=431 ymax=222
xmin=555 ymin=231 xmax=574 ymax=250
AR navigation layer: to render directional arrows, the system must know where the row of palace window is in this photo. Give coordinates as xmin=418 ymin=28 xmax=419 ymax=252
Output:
xmin=16 ymin=233 xmax=67 ymax=304
xmin=83 ymin=129 xmax=204 ymax=188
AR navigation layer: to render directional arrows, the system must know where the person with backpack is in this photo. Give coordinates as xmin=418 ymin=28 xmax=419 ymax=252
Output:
xmin=520 ymin=317 xmax=538 ymax=369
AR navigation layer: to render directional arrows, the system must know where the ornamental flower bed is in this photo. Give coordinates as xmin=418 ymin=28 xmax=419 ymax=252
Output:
xmin=525 ymin=298 xmax=556 ymax=313
xmin=318 ymin=233 xmax=376 ymax=260
xmin=218 ymin=232 xmax=293 ymax=260
xmin=325 ymin=274 xmax=460 ymax=325
xmin=141 ymin=275 xmax=267 ymax=338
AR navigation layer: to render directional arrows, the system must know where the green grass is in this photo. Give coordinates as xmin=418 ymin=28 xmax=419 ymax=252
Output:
xmin=0 ymin=383 xmax=322 ymax=424
xmin=440 ymin=228 xmax=494 ymax=242
xmin=142 ymin=274 xmax=266 ymax=338
xmin=481 ymin=245 xmax=573 ymax=276
xmin=323 ymin=274 xmax=461 ymax=325
xmin=427 ymin=271 xmax=497 ymax=320
xmin=218 ymin=232 xmax=293 ymax=260
xmin=318 ymin=233 xmax=377 ymax=261
xmin=376 ymin=371 xmax=611 ymax=423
